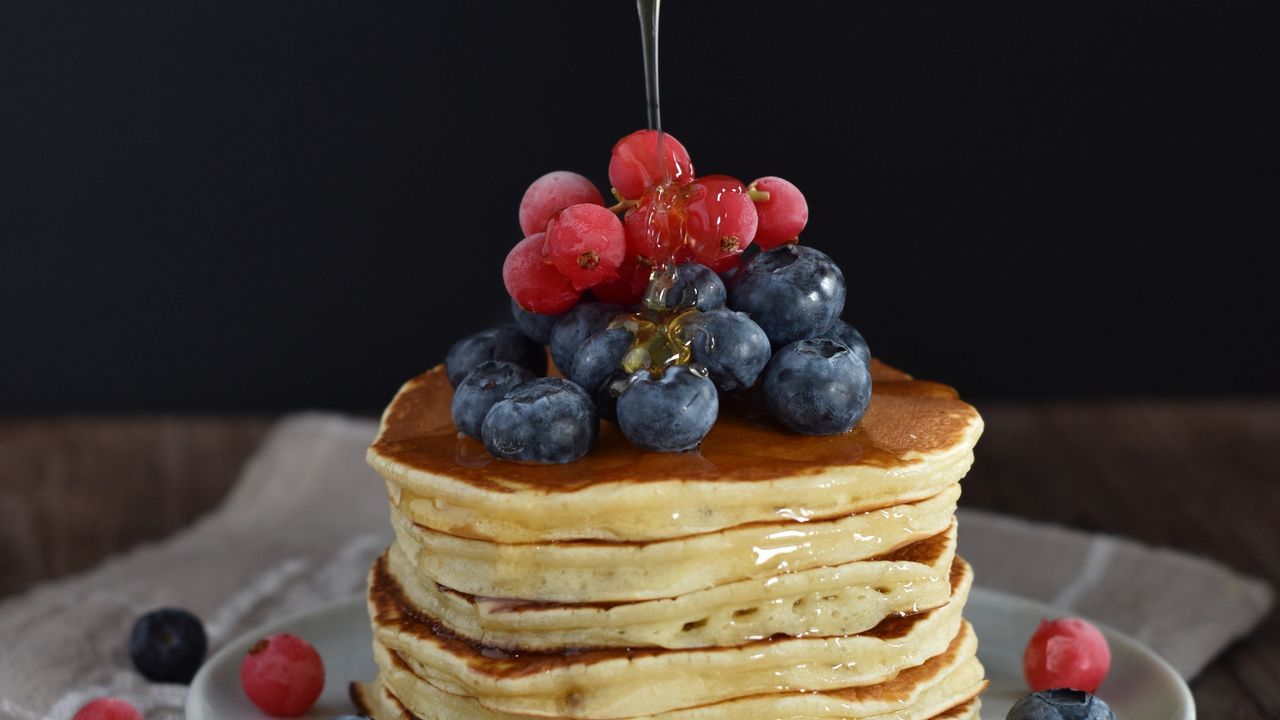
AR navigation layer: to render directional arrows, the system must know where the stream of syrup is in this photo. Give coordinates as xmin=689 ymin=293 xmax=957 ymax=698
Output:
xmin=636 ymin=0 xmax=662 ymax=134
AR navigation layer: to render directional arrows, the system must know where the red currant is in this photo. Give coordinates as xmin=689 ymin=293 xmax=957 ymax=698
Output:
xmin=518 ymin=171 xmax=604 ymax=236
xmin=503 ymin=233 xmax=582 ymax=314
xmin=72 ymin=699 xmax=143 ymax=720
xmin=608 ymin=129 xmax=694 ymax=199
xmin=1023 ymin=618 xmax=1112 ymax=693
xmin=749 ymin=176 xmax=808 ymax=248
xmin=544 ymin=203 xmax=626 ymax=290
xmin=240 ymin=633 xmax=325 ymax=717
xmin=590 ymin=254 xmax=652 ymax=306
xmin=624 ymin=187 xmax=683 ymax=266
xmin=683 ymin=175 xmax=757 ymax=266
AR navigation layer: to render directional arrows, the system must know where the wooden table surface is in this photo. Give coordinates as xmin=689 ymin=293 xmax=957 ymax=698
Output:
xmin=2 ymin=402 xmax=1277 ymax=717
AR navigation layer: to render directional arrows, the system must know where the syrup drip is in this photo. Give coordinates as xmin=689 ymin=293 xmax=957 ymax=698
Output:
xmin=636 ymin=0 xmax=662 ymax=133
xmin=617 ymin=0 xmax=712 ymax=384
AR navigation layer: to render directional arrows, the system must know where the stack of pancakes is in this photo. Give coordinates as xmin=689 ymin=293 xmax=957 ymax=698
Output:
xmin=354 ymin=360 xmax=987 ymax=719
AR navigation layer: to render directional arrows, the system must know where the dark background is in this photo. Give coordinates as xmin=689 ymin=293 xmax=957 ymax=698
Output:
xmin=2 ymin=1 xmax=1277 ymax=414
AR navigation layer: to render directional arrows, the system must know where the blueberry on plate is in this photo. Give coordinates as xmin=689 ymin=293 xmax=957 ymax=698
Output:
xmin=678 ymin=309 xmax=771 ymax=392
xmin=451 ymin=361 xmax=536 ymax=440
xmin=445 ymin=325 xmax=546 ymax=387
xmin=662 ymin=262 xmax=726 ymax=312
xmin=482 ymin=378 xmax=598 ymax=463
xmin=510 ymin=298 xmax=562 ymax=345
xmin=1007 ymin=689 xmax=1116 ymax=720
xmin=129 ymin=607 xmax=207 ymax=684
xmin=568 ymin=327 xmax=633 ymax=422
xmin=549 ymin=302 xmax=625 ymax=376
xmin=762 ymin=338 xmax=871 ymax=435
xmin=617 ymin=365 xmax=719 ymax=452
xmin=820 ymin=319 xmax=871 ymax=368
xmin=727 ymin=245 xmax=845 ymax=348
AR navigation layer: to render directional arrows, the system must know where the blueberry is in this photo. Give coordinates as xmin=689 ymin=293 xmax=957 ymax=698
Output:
xmin=549 ymin=302 xmax=625 ymax=376
xmin=662 ymin=262 xmax=726 ymax=311
xmin=482 ymin=378 xmax=598 ymax=463
xmin=568 ymin=327 xmax=633 ymax=422
xmin=727 ymin=245 xmax=845 ymax=348
xmin=445 ymin=325 xmax=546 ymax=387
xmin=820 ymin=319 xmax=871 ymax=368
xmin=129 ymin=607 xmax=207 ymax=684
xmin=510 ymin=298 xmax=561 ymax=345
xmin=451 ymin=361 xmax=536 ymax=439
xmin=678 ymin=309 xmax=771 ymax=392
xmin=617 ymin=366 xmax=719 ymax=452
xmin=762 ymin=338 xmax=871 ymax=435
xmin=1007 ymin=690 xmax=1116 ymax=720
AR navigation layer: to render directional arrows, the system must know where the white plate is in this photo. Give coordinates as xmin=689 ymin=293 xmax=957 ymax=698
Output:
xmin=188 ymin=587 xmax=1194 ymax=719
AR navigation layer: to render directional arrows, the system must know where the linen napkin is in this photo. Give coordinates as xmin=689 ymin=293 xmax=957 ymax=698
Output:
xmin=0 ymin=414 xmax=1270 ymax=720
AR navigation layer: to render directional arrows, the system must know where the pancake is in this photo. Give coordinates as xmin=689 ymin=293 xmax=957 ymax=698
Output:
xmin=931 ymin=698 xmax=982 ymax=720
xmin=389 ymin=483 xmax=959 ymax=603
xmin=351 ymin=684 xmax=982 ymax=720
xmin=368 ymin=361 xmax=983 ymax=543
xmin=384 ymin=523 xmax=957 ymax=650
xmin=359 ymin=621 xmax=984 ymax=720
xmin=368 ymin=546 xmax=973 ymax=718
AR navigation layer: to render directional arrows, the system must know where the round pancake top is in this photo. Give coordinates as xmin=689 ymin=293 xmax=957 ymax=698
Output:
xmin=371 ymin=359 xmax=979 ymax=493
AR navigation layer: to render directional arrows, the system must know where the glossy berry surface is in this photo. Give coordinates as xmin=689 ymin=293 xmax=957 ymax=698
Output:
xmin=617 ymin=365 xmax=719 ymax=451
xmin=661 ymin=262 xmax=725 ymax=312
xmin=544 ymin=203 xmax=626 ymax=290
xmin=568 ymin=327 xmax=633 ymax=422
xmin=683 ymin=175 xmax=757 ymax=267
xmin=762 ymin=338 xmax=871 ymax=435
xmin=1024 ymin=618 xmax=1112 ymax=693
xmin=608 ymin=129 xmax=694 ymax=199
xmin=623 ymin=185 xmax=683 ymax=265
xmin=728 ymin=245 xmax=846 ymax=348
xmin=240 ymin=633 xmax=325 ymax=717
xmin=548 ymin=302 xmax=624 ymax=376
xmin=445 ymin=325 xmax=546 ymax=387
xmin=451 ymin=361 xmax=535 ymax=440
xmin=510 ymin=298 xmax=561 ymax=345
xmin=503 ymin=233 xmax=582 ymax=315
xmin=482 ymin=378 xmax=598 ymax=463
xmin=129 ymin=607 xmax=207 ymax=684
xmin=1006 ymin=689 xmax=1116 ymax=720
xmin=749 ymin=176 xmax=808 ymax=248
xmin=679 ymin=309 xmax=771 ymax=392
xmin=820 ymin=319 xmax=872 ymax=369
xmin=519 ymin=171 xmax=604 ymax=236
xmin=72 ymin=698 xmax=143 ymax=720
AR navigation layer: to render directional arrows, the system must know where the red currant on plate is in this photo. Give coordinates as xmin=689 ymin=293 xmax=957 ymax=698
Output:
xmin=72 ymin=698 xmax=143 ymax=720
xmin=240 ymin=633 xmax=325 ymax=717
xmin=1024 ymin=617 xmax=1112 ymax=693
